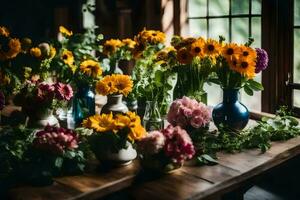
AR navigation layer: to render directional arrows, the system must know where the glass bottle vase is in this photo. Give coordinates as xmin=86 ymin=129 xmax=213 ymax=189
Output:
xmin=142 ymin=101 xmax=164 ymax=131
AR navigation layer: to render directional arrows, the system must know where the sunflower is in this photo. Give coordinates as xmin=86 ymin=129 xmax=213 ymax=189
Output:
xmin=61 ymin=49 xmax=75 ymax=71
xmin=190 ymin=38 xmax=205 ymax=57
xmin=96 ymin=75 xmax=117 ymax=96
xmin=0 ymin=26 xmax=9 ymax=37
xmin=128 ymin=123 xmax=146 ymax=142
xmin=135 ymin=29 xmax=165 ymax=45
xmin=203 ymin=39 xmax=221 ymax=58
xmin=177 ymin=47 xmax=193 ymax=64
xmin=80 ymin=60 xmax=102 ymax=78
xmin=59 ymin=26 xmax=73 ymax=37
xmin=114 ymin=114 xmax=131 ymax=129
xmin=222 ymin=43 xmax=241 ymax=61
xmin=30 ymin=47 xmax=42 ymax=58
xmin=122 ymin=38 xmax=136 ymax=49
xmin=103 ymin=39 xmax=123 ymax=56
xmin=82 ymin=113 xmax=116 ymax=132
xmin=113 ymin=74 xmax=133 ymax=96
xmin=232 ymin=57 xmax=256 ymax=79
xmin=239 ymin=45 xmax=257 ymax=60
xmin=0 ymin=38 xmax=22 ymax=60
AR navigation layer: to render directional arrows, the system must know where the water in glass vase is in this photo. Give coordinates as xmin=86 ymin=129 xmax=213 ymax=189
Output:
xmin=142 ymin=101 xmax=164 ymax=131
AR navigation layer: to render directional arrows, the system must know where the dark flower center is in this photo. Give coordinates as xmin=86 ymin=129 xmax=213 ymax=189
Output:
xmin=62 ymin=55 xmax=68 ymax=60
xmin=241 ymin=61 xmax=248 ymax=68
xmin=208 ymin=44 xmax=215 ymax=51
xmin=181 ymin=53 xmax=188 ymax=60
xmin=243 ymin=51 xmax=249 ymax=56
xmin=152 ymin=33 xmax=157 ymax=36
xmin=194 ymin=47 xmax=201 ymax=53
xmin=226 ymin=48 xmax=234 ymax=55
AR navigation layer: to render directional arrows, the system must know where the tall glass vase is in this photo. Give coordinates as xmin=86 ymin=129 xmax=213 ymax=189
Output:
xmin=72 ymin=85 xmax=95 ymax=127
xmin=212 ymin=89 xmax=249 ymax=131
xmin=143 ymin=101 xmax=164 ymax=131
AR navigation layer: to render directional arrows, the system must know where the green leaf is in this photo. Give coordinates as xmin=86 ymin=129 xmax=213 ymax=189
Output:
xmin=55 ymin=157 xmax=63 ymax=168
xmin=244 ymin=85 xmax=254 ymax=96
xmin=248 ymin=79 xmax=264 ymax=91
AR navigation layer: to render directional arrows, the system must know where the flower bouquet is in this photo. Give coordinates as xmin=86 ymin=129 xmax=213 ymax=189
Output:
xmin=132 ymin=29 xmax=177 ymax=116
xmin=21 ymin=126 xmax=85 ymax=186
xmin=212 ymin=37 xmax=268 ymax=130
xmin=82 ymin=111 xmax=146 ymax=165
xmin=102 ymin=38 xmax=136 ymax=74
xmin=137 ymin=125 xmax=195 ymax=173
xmin=15 ymin=81 xmax=73 ymax=128
xmin=96 ymin=74 xmax=133 ymax=114
xmin=171 ymin=36 xmax=216 ymax=103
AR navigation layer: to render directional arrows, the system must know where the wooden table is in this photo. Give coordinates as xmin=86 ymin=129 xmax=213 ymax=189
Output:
xmin=9 ymin=132 xmax=300 ymax=200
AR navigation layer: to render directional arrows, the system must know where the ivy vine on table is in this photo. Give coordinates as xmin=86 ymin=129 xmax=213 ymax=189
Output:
xmin=194 ymin=107 xmax=300 ymax=165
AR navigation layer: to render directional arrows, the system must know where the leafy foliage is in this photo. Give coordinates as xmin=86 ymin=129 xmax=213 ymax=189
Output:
xmin=195 ymin=107 xmax=300 ymax=165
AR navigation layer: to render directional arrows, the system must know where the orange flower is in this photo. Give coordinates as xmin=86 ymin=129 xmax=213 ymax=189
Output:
xmin=177 ymin=47 xmax=193 ymax=64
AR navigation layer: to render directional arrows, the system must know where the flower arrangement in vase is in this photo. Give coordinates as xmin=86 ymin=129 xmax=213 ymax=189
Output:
xmin=131 ymin=29 xmax=178 ymax=116
xmin=170 ymin=36 xmax=217 ymax=103
xmin=82 ymin=111 xmax=146 ymax=166
xmin=102 ymin=38 xmax=136 ymax=74
xmin=137 ymin=125 xmax=195 ymax=173
xmin=21 ymin=125 xmax=85 ymax=186
xmin=50 ymin=26 xmax=104 ymax=126
xmin=96 ymin=74 xmax=133 ymax=114
xmin=15 ymin=81 xmax=73 ymax=128
xmin=212 ymin=37 xmax=268 ymax=130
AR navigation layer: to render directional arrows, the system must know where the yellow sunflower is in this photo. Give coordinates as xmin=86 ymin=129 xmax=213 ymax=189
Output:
xmin=135 ymin=29 xmax=165 ymax=45
xmin=177 ymin=47 xmax=193 ymax=64
xmin=113 ymin=74 xmax=133 ymax=96
xmin=232 ymin=57 xmax=256 ymax=79
xmin=122 ymin=38 xmax=136 ymax=49
xmin=239 ymin=45 xmax=257 ymax=60
xmin=222 ymin=43 xmax=241 ymax=61
xmin=96 ymin=75 xmax=117 ymax=96
xmin=61 ymin=49 xmax=75 ymax=71
xmin=190 ymin=38 xmax=205 ymax=57
xmin=114 ymin=114 xmax=131 ymax=129
xmin=128 ymin=123 xmax=146 ymax=142
xmin=82 ymin=113 xmax=116 ymax=132
xmin=203 ymin=39 xmax=221 ymax=58
xmin=59 ymin=26 xmax=73 ymax=37
xmin=0 ymin=26 xmax=9 ymax=37
xmin=80 ymin=60 xmax=102 ymax=78
xmin=103 ymin=39 xmax=123 ymax=56
xmin=30 ymin=47 xmax=42 ymax=58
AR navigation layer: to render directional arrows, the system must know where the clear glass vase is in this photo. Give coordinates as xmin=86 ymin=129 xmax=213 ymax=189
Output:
xmin=143 ymin=101 xmax=164 ymax=131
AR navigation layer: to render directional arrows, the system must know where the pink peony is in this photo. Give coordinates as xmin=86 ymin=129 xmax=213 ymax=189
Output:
xmin=162 ymin=125 xmax=195 ymax=164
xmin=137 ymin=131 xmax=165 ymax=155
xmin=54 ymin=82 xmax=73 ymax=101
xmin=167 ymin=96 xmax=211 ymax=129
xmin=33 ymin=126 xmax=79 ymax=154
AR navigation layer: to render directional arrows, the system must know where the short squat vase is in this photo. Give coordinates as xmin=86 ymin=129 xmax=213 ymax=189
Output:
xmin=101 ymin=94 xmax=128 ymax=114
xmin=212 ymin=89 xmax=249 ymax=131
xmin=72 ymin=86 xmax=95 ymax=127
xmin=93 ymin=141 xmax=137 ymax=166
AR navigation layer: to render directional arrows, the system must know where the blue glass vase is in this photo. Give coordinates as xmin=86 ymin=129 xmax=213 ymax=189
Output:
xmin=212 ymin=89 xmax=249 ymax=131
xmin=72 ymin=86 xmax=95 ymax=127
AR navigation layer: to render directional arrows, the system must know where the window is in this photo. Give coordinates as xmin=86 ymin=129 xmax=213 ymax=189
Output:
xmin=293 ymin=0 xmax=300 ymax=111
xmin=187 ymin=0 xmax=262 ymax=111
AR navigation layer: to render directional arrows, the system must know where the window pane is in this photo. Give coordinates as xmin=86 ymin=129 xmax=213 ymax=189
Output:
xmin=209 ymin=0 xmax=229 ymax=16
xmin=189 ymin=0 xmax=207 ymax=17
xmin=232 ymin=18 xmax=249 ymax=44
xmin=189 ymin=19 xmax=207 ymax=37
xmin=209 ymin=18 xmax=229 ymax=39
xmin=252 ymin=17 xmax=261 ymax=47
xmin=294 ymin=90 xmax=300 ymax=107
xmin=232 ymin=0 xmax=249 ymax=15
xmin=204 ymin=83 xmax=222 ymax=107
xmin=241 ymin=74 xmax=262 ymax=112
xmin=295 ymin=0 xmax=300 ymax=26
xmin=252 ymin=0 xmax=262 ymax=15
xmin=294 ymin=29 xmax=300 ymax=83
